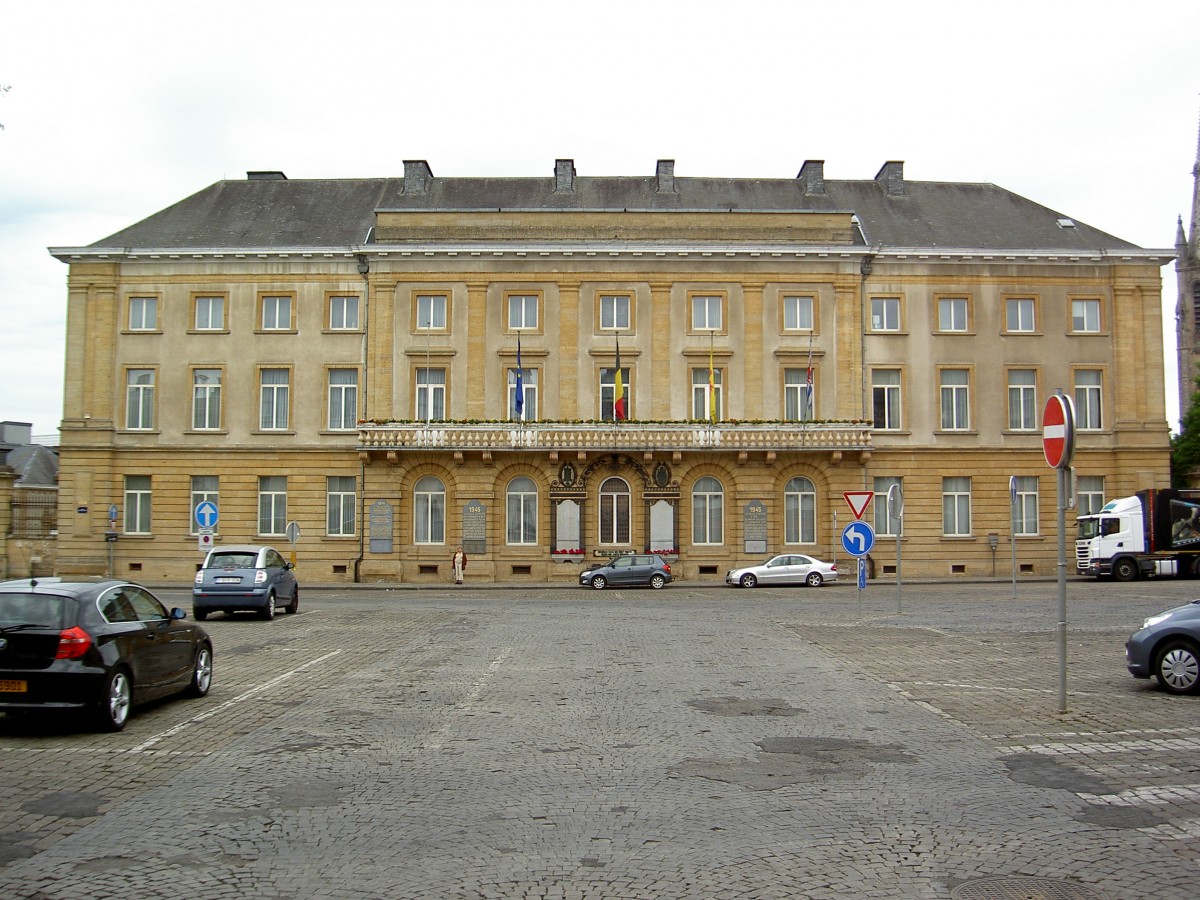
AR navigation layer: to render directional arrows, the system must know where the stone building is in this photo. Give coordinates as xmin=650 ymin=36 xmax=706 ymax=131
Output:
xmin=1176 ymin=125 xmax=1200 ymax=427
xmin=48 ymin=159 xmax=1174 ymax=584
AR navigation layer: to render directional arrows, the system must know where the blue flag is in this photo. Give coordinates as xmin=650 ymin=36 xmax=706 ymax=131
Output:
xmin=514 ymin=333 xmax=524 ymax=418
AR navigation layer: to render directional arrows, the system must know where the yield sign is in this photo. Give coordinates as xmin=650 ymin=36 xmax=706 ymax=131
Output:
xmin=844 ymin=491 xmax=873 ymax=520
xmin=1042 ymin=394 xmax=1075 ymax=469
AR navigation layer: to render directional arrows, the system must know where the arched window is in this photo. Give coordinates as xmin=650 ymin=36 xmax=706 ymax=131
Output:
xmin=414 ymin=475 xmax=445 ymax=544
xmin=598 ymin=477 xmax=630 ymax=544
xmin=506 ymin=476 xmax=538 ymax=545
xmin=785 ymin=476 xmax=816 ymax=544
xmin=692 ymin=476 xmax=724 ymax=544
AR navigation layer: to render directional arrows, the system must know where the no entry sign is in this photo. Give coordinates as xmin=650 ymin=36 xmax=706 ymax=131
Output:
xmin=1042 ymin=393 xmax=1075 ymax=469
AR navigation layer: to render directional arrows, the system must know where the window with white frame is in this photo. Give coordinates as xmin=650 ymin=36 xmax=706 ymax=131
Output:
xmin=192 ymin=369 xmax=221 ymax=431
xmin=784 ymin=368 xmax=814 ymax=421
xmin=939 ymin=369 xmax=970 ymax=430
xmin=506 ymin=476 xmax=538 ymax=545
xmin=1007 ymin=369 xmax=1037 ymax=430
xmin=258 ymin=476 xmax=287 ymax=535
xmin=874 ymin=476 xmax=902 ymax=537
xmin=598 ymin=477 xmax=631 ymax=544
xmin=783 ymin=295 xmax=814 ymax=331
xmin=328 ymin=369 xmax=358 ymax=430
xmin=600 ymin=367 xmax=630 ymax=421
xmin=938 ymin=297 xmax=969 ymax=332
xmin=416 ymin=294 xmax=447 ymax=330
xmin=327 ymin=476 xmax=356 ymax=536
xmin=1072 ymin=298 xmax=1101 ymax=333
xmin=784 ymin=476 xmax=816 ymax=544
xmin=259 ymin=369 xmax=290 ymax=430
xmin=872 ymin=369 xmax=901 ymax=430
xmin=1074 ymin=370 xmax=1103 ymax=429
xmin=1014 ymin=476 xmax=1039 ymax=535
xmin=1005 ymin=297 xmax=1036 ymax=332
xmin=508 ymin=294 xmax=538 ymax=330
xmin=126 ymin=369 xmax=155 ymax=430
xmin=330 ymin=295 xmax=360 ymax=330
xmin=942 ymin=477 xmax=971 ymax=536
xmin=124 ymin=475 xmax=151 ymax=534
xmin=129 ymin=296 xmax=158 ymax=331
xmin=1076 ymin=475 xmax=1105 ymax=516
xmin=691 ymin=367 xmax=722 ymax=421
xmin=691 ymin=295 xmax=722 ymax=331
xmin=870 ymin=297 xmax=901 ymax=331
xmin=600 ymin=294 xmax=631 ymax=330
xmin=195 ymin=295 xmax=225 ymax=330
xmin=691 ymin=476 xmax=724 ymax=545
xmin=413 ymin=475 xmax=446 ymax=544
xmin=416 ymin=368 xmax=446 ymax=421
xmin=509 ymin=367 xmax=537 ymax=421
xmin=190 ymin=476 xmax=218 ymax=535
xmin=262 ymin=295 xmax=292 ymax=330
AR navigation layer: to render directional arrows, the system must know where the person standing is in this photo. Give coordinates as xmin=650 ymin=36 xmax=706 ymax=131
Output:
xmin=452 ymin=546 xmax=467 ymax=584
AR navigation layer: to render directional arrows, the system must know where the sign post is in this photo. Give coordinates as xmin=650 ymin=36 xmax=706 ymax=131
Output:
xmin=285 ymin=520 xmax=301 ymax=566
xmin=887 ymin=484 xmax=904 ymax=613
xmin=1043 ymin=392 xmax=1076 ymax=714
xmin=1009 ymin=475 xmax=1018 ymax=599
xmin=841 ymin=520 xmax=875 ymax=613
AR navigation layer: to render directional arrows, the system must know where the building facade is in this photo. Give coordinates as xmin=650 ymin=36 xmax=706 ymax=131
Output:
xmin=49 ymin=160 xmax=1174 ymax=584
xmin=1176 ymin=127 xmax=1200 ymax=425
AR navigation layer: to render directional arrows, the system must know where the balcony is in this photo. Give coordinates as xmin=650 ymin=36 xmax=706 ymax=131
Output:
xmin=358 ymin=420 xmax=873 ymax=461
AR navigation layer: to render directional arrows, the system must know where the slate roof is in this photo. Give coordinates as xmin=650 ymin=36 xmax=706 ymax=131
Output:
xmin=73 ymin=167 xmax=1147 ymax=255
xmin=5 ymin=444 xmax=58 ymax=487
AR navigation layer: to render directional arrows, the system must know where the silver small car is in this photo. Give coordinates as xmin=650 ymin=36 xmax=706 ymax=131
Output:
xmin=725 ymin=554 xmax=838 ymax=588
xmin=193 ymin=545 xmax=298 ymax=621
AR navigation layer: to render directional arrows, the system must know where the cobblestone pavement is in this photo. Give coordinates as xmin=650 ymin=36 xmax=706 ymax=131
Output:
xmin=2 ymin=578 xmax=1199 ymax=898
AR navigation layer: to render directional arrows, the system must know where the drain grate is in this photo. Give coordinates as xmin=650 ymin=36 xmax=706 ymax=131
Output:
xmin=951 ymin=876 xmax=1107 ymax=900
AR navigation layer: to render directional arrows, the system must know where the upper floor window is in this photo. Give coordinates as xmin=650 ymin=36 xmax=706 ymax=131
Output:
xmin=871 ymin=369 xmax=902 ymax=430
xmin=194 ymin=295 xmax=225 ymax=331
xmin=691 ymin=476 xmax=724 ymax=545
xmin=870 ymin=297 xmax=901 ymax=332
xmin=937 ymin=297 xmax=969 ymax=332
xmin=192 ymin=368 xmax=222 ymax=431
xmin=261 ymin=295 xmax=293 ymax=331
xmin=692 ymin=367 xmax=722 ymax=421
xmin=1074 ymin=369 xmax=1103 ymax=430
xmin=784 ymin=368 xmax=814 ymax=421
xmin=783 ymin=295 xmax=814 ymax=331
xmin=328 ymin=369 xmax=358 ymax=430
xmin=416 ymin=368 xmax=446 ymax=421
xmin=691 ymin=295 xmax=722 ymax=331
xmin=600 ymin=294 xmax=631 ymax=330
xmin=416 ymin=294 xmax=447 ymax=330
xmin=600 ymin=367 xmax=630 ymax=422
xmin=129 ymin=296 xmax=158 ymax=331
xmin=508 ymin=294 xmax=538 ymax=330
xmin=509 ymin=367 xmax=538 ymax=421
xmin=125 ymin=369 xmax=155 ymax=430
xmin=1071 ymin=298 xmax=1101 ymax=334
xmin=1005 ymin=297 xmax=1036 ymax=333
xmin=785 ymin=476 xmax=816 ymax=544
xmin=329 ymin=295 xmax=360 ymax=330
xmin=506 ymin=476 xmax=538 ymax=545
xmin=1007 ymin=369 xmax=1037 ymax=431
xmin=939 ymin=368 xmax=970 ymax=430
xmin=259 ymin=368 xmax=290 ymax=430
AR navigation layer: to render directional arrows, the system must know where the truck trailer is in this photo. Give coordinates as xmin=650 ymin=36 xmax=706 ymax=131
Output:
xmin=1076 ymin=489 xmax=1200 ymax=580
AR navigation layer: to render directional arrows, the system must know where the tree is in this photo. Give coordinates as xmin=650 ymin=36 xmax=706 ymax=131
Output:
xmin=1171 ymin=373 xmax=1200 ymax=487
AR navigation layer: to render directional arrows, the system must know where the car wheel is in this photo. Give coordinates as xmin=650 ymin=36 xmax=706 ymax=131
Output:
xmin=1154 ymin=640 xmax=1200 ymax=695
xmin=591 ymin=575 xmax=607 ymax=590
xmin=260 ymin=591 xmax=277 ymax=620
xmin=739 ymin=573 xmax=758 ymax=588
xmin=193 ymin=608 xmax=208 ymax=622
xmin=649 ymin=574 xmax=666 ymax=589
xmin=806 ymin=572 xmax=824 ymax=587
xmin=1113 ymin=558 xmax=1139 ymax=582
xmin=185 ymin=644 xmax=213 ymax=698
xmin=285 ymin=588 xmax=299 ymax=615
xmin=95 ymin=668 xmax=132 ymax=732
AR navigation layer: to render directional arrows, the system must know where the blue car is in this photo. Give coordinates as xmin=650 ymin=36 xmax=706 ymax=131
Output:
xmin=193 ymin=545 xmax=298 ymax=621
xmin=1126 ymin=600 xmax=1200 ymax=694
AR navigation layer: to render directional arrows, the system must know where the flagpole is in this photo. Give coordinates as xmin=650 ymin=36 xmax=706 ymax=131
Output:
xmin=708 ymin=329 xmax=717 ymax=424
xmin=805 ymin=330 xmax=814 ymax=421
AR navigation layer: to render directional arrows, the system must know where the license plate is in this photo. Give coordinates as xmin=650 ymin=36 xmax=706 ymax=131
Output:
xmin=0 ymin=679 xmax=27 ymax=693
xmin=215 ymin=577 xmax=241 ymax=584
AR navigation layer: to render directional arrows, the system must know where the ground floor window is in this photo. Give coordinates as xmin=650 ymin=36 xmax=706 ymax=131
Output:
xmin=414 ymin=475 xmax=446 ymax=544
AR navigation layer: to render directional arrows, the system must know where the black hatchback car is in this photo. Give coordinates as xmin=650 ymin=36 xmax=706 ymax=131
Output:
xmin=579 ymin=554 xmax=673 ymax=590
xmin=0 ymin=578 xmax=212 ymax=731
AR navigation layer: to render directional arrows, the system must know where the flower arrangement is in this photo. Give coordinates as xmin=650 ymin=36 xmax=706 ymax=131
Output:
xmin=552 ymin=548 xmax=585 ymax=555
xmin=650 ymin=548 xmax=679 ymax=556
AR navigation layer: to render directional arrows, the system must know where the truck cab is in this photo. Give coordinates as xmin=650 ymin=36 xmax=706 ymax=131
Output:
xmin=1076 ymin=496 xmax=1144 ymax=580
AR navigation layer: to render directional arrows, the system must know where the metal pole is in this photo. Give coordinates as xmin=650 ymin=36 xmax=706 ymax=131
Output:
xmin=895 ymin=528 xmax=901 ymax=613
xmin=1057 ymin=464 xmax=1068 ymax=714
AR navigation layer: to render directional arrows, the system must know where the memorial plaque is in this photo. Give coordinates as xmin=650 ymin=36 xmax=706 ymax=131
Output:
xmin=462 ymin=500 xmax=487 ymax=555
xmin=369 ymin=499 xmax=393 ymax=554
xmin=743 ymin=499 xmax=768 ymax=555
xmin=555 ymin=499 xmax=581 ymax=551
xmin=650 ymin=499 xmax=675 ymax=553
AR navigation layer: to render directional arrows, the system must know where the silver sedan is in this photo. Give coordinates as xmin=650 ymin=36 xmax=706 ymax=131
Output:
xmin=725 ymin=554 xmax=838 ymax=589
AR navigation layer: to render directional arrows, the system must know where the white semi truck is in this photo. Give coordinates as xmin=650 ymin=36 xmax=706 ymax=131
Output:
xmin=1076 ymin=489 xmax=1200 ymax=580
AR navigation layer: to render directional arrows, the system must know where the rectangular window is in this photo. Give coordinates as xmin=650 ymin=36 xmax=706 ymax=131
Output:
xmin=258 ymin=476 xmax=287 ymax=536
xmin=129 ymin=296 xmax=158 ymax=331
xmin=872 ymin=369 xmax=902 ymax=430
xmin=1074 ymin=370 xmax=1103 ymax=430
xmin=262 ymin=295 xmax=292 ymax=330
xmin=195 ymin=296 xmax=225 ymax=330
xmin=783 ymin=295 xmax=814 ymax=331
xmin=509 ymin=367 xmax=538 ymax=421
xmin=1077 ymin=475 xmax=1105 ymax=516
xmin=327 ymin=476 xmax=356 ymax=537
xmin=870 ymin=297 xmax=901 ymax=331
xmin=508 ymin=294 xmax=538 ymax=330
xmin=942 ymin=476 xmax=971 ymax=536
xmin=192 ymin=368 xmax=222 ymax=430
xmin=1007 ymin=369 xmax=1037 ymax=430
xmin=125 ymin=369 xmax=155 ymax=430
xmin=330 ymin=296 xmax=360 ymax=330
xmin=1072 ymin=298 xmax=1101 ymax=333
xmin=874 ymin=476 xmax=902 ymax=537
xmin=784 ymin=368 xmax=814 ymax=421
xmin=328 ymin=369 xmax=358 ymax=430
xmin=1014 ymin=475 xmax=1039 ymax=536
xmin=190 ymin=476 xmax=218 ymax=535
xmin=939 ymin=368 xmax=970 ymax=430
xmin=1005 ymin=298 xmax=1036 ymax=332
xmin=691 ymin=295 xmax=722 ymax=331
xmin=416 ymin=368 xmax=446 ymax=421
xmin=600 ymin=294 xmax=631 ymax=330
xmin=600 ymin=367 xmax=631 ymax=421
xmin=691 ymin=367 xmax=722 ymax=421
xmin=259 ymin=368 xmax=290 ymax=430
xmin=416 ymin=294 xmax=447 ymax=330
xmin=124 ymin=475 xmax=151 ymax=535
xmin=937 ymin=297 xmax=968 ymax=332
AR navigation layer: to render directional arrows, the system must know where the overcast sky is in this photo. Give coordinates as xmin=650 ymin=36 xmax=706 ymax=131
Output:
xmin=2 ymin=0 xmax=1198 ymax=441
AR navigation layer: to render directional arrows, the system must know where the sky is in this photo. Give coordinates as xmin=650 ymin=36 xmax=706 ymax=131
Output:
xmin=2 ymin=0 xmax=1198 ymax=442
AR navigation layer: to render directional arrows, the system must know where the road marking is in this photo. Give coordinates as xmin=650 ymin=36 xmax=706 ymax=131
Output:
xmin=423 ymin=647 xmax=512 ymax=751
xmin=131 ymin=650 xmax=343 ymax=751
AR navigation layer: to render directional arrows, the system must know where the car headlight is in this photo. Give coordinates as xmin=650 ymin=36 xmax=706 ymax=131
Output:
xmin=1143 ymin=612 xmax=1173 ymax=628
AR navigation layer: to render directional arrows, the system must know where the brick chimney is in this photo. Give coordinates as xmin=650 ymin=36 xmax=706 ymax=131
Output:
xmin=656 ymin=159 xmax=676 ymax=193
xmin=796 ymin=160 xmax=825 ymax=196
xmin=875 ymin=161 xmax=905 ymax=197
xmin=554 ymin=159 xmax=576 ymax=193
xmin=403 ymin=160 xmax=433 ymax=194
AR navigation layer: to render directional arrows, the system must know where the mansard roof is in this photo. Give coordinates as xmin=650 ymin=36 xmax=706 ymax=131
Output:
xmin=68 ymin=162 xmax=1147 ymax=256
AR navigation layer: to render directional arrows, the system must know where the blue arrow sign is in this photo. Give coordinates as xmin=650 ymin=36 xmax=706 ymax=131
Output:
xmin=195 ymin=500 xmax=219 ymax=530
xmin=841 ymin=521 xmax=875 ymax=557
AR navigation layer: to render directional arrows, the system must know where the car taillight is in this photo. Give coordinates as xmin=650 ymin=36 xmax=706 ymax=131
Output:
xmin=254 ymin=570 xmax=268 ymax=584
xmin=831 ymin=564 xmax=837 ymax=572
xmin=662 ymin=562 xmax=671 ymax=574
xmin=55 ymin=626 xmax=92 ymax=660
